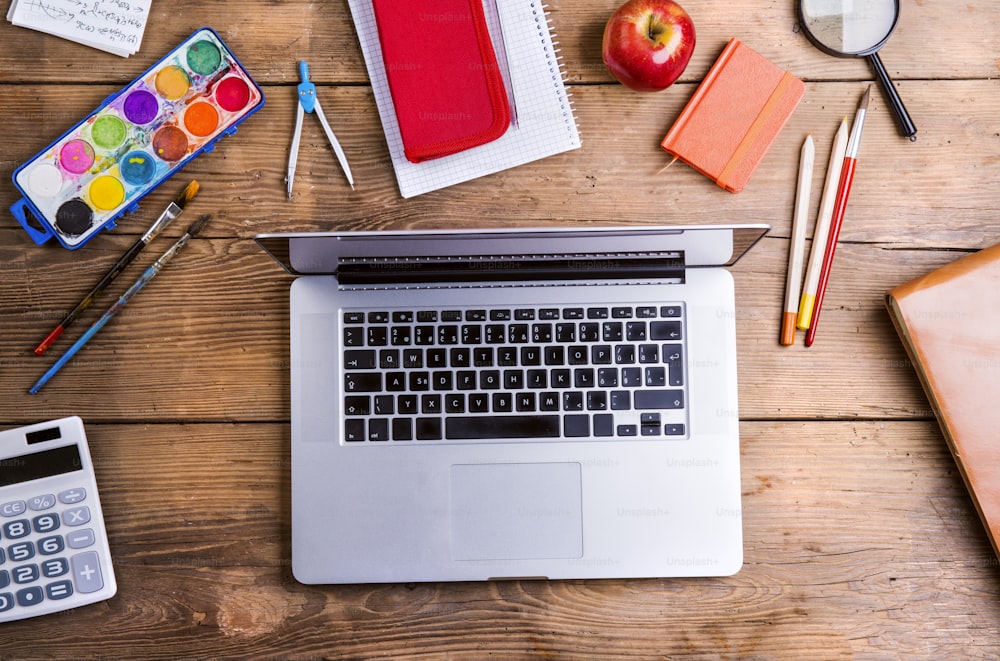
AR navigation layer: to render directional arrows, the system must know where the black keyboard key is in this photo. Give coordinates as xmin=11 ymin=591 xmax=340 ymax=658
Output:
xmin=343 ymin=327 xmax=364 ymax=347
xmin=594 ymin=414 xmax=614 ymax=436
xmin=344 ymin=312 xmax=365 ymax=324
xmin=634 ymin=390 xmax=685 ymax=409
xmin=626 ymin=322 xmax=647 ymax=341
xmin=587 ymin=391 xmax=607 ymax=410
xmin=509 ymin=324 xmax=529 ymax=343
xmin=660 ymin=305 xmax=682 ymax=318
xmin=438 ymin=325 xmax=459 ymax=344
xmin=650 ymin=321 xmax=682 ymax=340
xmin=532 ymin=323 xmax=553 ymax=343
xmin=392 ymin=418 xmax=413 ymax=441
xmin=461 ymin=325 xmax=482 ymax=345
xmin=368 ymin=311 xmax=389 ymax=323
xmin=563 ymin=308 xmax=584 ymax=319
xmin=345 ymin=373 xmax=381 ymax=393
xmin=344 ymin=396 xmax=370 ymax=415
xmin=564 ymin=414 xmax=590 ymax=437
xmin=344 ymin=419 xmax=365 ymax=441
xmin=367 ymin=326 xmax=388 ymax=346
xmin=398 ymin=395 xmax=418 ymax=414
xmin=416 ymin=418 xmax=443 ymax=440
xmin=379 ymin=349 xmax=400 ymax=369
xmin=587 ymin=307 xmax=609 ymax=319
xmin=368 ymin=419 xmax=389 ymax=441
xmin=446 ymin=415 xmax=560 ymax=439
xmin=492 ymin=393 xmax=513 ymax=412
xmin=664 ymin=345 xmax=684 ymax=386
xmin=344 ymin=349 xmax=376 ymax=369
xmin=450 ymin=348 xmax=471 ymax=367
xmin=645 ymin=366 xmax=666 ymax=387
xmin=610 ymin=390 xmax=631 ymax=410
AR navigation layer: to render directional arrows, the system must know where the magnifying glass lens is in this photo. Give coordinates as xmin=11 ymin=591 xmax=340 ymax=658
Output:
xmin=801 ymin=0 xmax=897 ymax=54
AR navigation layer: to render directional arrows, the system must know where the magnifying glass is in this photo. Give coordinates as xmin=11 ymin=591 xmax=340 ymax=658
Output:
xmin=799 ymin=0 xmax=917 ymax=141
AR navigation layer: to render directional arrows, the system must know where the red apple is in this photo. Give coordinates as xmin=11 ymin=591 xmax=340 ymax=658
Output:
xmin=602 ymin=0 xmax=696 ymax=92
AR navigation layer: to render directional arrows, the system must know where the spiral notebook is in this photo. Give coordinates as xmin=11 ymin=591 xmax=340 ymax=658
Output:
xmin=348 ymin=0 xmax=581 ymax=198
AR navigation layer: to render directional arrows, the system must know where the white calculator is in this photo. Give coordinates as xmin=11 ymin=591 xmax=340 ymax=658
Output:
xmin=0 ymin=417 xmax=117 ymax=622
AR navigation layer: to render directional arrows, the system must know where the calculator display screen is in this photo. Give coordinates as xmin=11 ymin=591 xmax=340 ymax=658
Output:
xmin=0 ymin=444 xmax=82 ymax=487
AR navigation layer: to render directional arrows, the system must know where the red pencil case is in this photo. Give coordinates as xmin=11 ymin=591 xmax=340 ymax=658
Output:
xmin=372 ymin=0 xmax=511 ymax=163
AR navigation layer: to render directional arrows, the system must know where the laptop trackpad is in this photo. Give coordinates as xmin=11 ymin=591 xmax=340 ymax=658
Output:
xmin=450 ymin=462 xmax=583 ymax=561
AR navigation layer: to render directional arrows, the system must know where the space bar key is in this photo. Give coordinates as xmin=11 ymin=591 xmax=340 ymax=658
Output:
xmin=446 ymin=415 xmax=561 ymax=440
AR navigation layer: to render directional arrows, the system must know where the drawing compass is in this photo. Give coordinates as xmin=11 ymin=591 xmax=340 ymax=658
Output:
xmin=286 ymin=60 xmax=353 ymax=197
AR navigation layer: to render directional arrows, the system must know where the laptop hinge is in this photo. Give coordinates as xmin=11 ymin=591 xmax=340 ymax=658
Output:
xmin=335 ymin=253 xmax=686 ymax=285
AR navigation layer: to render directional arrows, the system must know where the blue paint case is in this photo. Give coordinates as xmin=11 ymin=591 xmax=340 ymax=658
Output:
xmin=10 ymin=27 xmax=265 ymax=250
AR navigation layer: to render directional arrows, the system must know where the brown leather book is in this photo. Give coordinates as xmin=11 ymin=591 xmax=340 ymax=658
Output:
xmin=660 ymin=38 xmax=804 ymax=193
xmin=886 ymin=243 xmax=1000 ymax=558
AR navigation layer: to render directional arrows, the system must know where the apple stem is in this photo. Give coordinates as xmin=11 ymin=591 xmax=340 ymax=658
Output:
xmin=646 ymin=16 xmax=666 ymax=42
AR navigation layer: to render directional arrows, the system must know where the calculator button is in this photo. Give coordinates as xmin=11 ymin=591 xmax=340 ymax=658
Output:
xmin=15 ymin=586 xmax=43 ymax=607
xmin=28 ymin=495 xmax=56 ymax=511
xmin=58 ymin=488 xmax=86 ymax=505
xmin=62 ymin=506 xmax=91 ymax=527
xmin=41 ymin=558 xmax=69 ymax=578
xmin=0 ymin=593 xmax=13 ymax=612
xmin=8 ymin=542 xmax=35 ymax=562
xmin=71 ymin=551 xmax=104 ymax=593
xmin=38 ymin=536 xmax=65 ymax=556
xmin=0 ymin=571 xmax=8 ymax=588
xmin=0 ymin=501 xmax=26 ymax=517
xmin=32 ymin=513 xmax=60 ymax=534
xmin=12 ymin=564 xmax=39 ymax=584
xmin=46 ymin=581 xmax=74 ymax=600
xmin=3 ymin=520 xmax=30 ymax=539
xmin=67 ymin=529 xmax=96 ymax=549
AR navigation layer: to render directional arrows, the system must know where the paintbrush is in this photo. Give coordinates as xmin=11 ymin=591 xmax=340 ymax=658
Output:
xmin=34 ymin=180 xmax=201 ymax=355
xmin=29 ymin=214 xmax=212 ymax=395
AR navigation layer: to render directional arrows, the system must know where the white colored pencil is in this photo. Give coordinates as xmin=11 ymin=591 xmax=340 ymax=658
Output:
xmin=781 ymin=134 xmax=815 ymax=346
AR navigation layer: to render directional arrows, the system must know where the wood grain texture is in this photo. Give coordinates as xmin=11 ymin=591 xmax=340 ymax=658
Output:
xmin=2 ymin=0 xmax=1000 ymax=658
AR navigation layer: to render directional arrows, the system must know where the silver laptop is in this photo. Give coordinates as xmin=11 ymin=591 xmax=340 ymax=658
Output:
xmin=257 ymin=224 xmax=768 ymax=583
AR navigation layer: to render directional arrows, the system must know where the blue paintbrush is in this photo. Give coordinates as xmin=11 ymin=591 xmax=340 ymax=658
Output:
xmin=29 ymin=214 xmax=212 ymax=395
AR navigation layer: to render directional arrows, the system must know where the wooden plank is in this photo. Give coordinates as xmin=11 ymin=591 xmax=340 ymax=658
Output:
xmin=1 ymin=1 xmax=998 ymax=84
xmin=2 ymin=80 xmax=999 ymax=247
xmin=0 ymin=421 xmax=996 ymax=658
xmin=0 ymin=235 xmax=965 ymax=421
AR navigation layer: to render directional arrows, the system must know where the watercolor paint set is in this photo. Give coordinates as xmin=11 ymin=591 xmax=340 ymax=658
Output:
xmin=10 ymin=27 xmax=264 ymax=249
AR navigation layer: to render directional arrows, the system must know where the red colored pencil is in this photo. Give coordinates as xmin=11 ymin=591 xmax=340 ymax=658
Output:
xmin=805 ymin=86 xmax=871 ymax=347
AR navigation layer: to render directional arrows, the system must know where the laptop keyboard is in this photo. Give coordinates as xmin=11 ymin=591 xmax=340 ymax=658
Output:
xmin=341 ymin=304 xmax=687 ymax=443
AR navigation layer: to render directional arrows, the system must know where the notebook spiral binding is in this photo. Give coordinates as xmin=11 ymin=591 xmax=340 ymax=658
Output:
xmin=537 ymin=2 xmax=578 ymax=137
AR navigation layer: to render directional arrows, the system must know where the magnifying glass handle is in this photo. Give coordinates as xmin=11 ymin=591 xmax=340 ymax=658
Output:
xmin=867 ymin=53 xmax=917 ymax=141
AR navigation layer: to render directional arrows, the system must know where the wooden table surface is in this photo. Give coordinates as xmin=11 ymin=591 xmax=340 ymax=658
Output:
xmin=2 ymin=0 xmax=1000 ymax=657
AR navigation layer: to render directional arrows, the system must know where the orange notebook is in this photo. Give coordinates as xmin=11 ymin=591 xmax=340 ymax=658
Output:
xmin=886 ymin=243 xmax=1000 ymax=559
xmin=661 ymin=38 xmax=804 ymax=193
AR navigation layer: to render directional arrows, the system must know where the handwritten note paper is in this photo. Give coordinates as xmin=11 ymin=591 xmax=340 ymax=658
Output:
xmin=7 ymin=0 xmax=153 ymax=57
